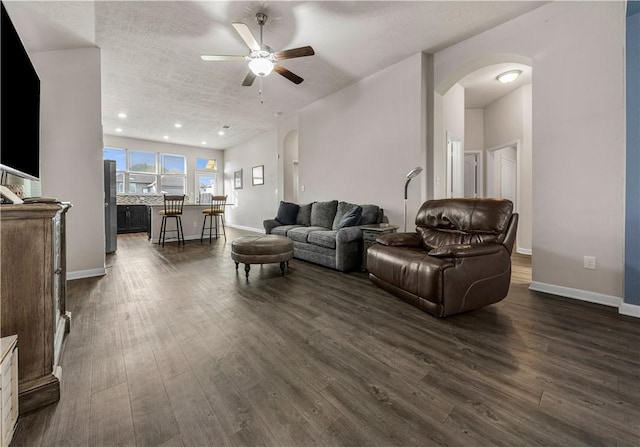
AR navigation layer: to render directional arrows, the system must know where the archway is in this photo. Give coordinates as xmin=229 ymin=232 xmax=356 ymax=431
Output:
xmin=434 ymin=53 xmax=533 ymax=254
xmin=282 ymin=129 xmax=299 ymax=202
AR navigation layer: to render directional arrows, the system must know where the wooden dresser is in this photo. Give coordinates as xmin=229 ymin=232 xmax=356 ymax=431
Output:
xmin=0 ymin=203 xmax=72 ymax=413
xmin=0 ymin=335 xmax=18 ymax=446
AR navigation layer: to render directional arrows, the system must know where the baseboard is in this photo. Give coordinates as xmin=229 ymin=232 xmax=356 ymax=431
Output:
xmin=67 ymin=267 xmax=106 ymax=280
xmin=225 ymin=223 xmax=265 ymax=234
xmin=619 ymin=302 xmax=640 ymax=318
xmin=529 ymin=281 xmax=638 ymax=318
xmin=516 ymin=247 xmax=532 ymax=255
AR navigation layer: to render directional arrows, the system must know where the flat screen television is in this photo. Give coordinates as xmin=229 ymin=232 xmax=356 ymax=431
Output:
xmin=0 ymin=1 xmax=41 ymax=181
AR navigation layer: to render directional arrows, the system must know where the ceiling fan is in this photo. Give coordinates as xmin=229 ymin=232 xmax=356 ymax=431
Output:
xmin=201 ymin=13 xmax=315 ymax=86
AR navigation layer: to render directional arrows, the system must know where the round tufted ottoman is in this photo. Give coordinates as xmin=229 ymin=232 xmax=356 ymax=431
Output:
xmin=231 ymin=235 xmax=294 ymax=278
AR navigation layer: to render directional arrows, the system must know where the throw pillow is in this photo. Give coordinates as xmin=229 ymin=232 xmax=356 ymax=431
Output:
xmin=275 ymin=201 xmax=300 ymax=225
xmin=332 ymin=201 xmax=359 ymax=229
xmin=360 ymin=204 xmax=381 ymax=225
xmin=310 ymin=200 xmax=338 ymax=229
xmin=337 ymin=205 xmax=362 ymax=229
xmin=296 ymin=202 xmax=313 ymax=226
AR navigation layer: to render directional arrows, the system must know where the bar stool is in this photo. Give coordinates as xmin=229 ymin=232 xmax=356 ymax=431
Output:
xmin=158 ymin=194 xmax=185 ymax=247
xmin=201 ymin=195 xmax=227 ymax=242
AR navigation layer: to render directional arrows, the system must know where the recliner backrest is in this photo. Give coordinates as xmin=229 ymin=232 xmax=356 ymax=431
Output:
xmin=415 ymin=198 xmax=513 ymax=250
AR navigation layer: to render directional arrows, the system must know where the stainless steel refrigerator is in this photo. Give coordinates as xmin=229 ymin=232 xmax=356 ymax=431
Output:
xmin=104 ymin=160 xmax=117 ymax=253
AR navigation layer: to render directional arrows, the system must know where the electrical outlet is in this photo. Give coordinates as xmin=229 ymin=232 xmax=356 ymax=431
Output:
xmin=584 ymin=256 xmax=596 ymax=270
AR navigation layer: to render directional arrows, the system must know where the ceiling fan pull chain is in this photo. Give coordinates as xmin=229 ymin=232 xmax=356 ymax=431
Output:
xmin=259 ymin=78 xmax=264 ymax=104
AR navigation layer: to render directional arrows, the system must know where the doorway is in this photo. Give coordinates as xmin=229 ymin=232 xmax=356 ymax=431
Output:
xmin=446 ymin=132 xmax=463 ymax=198
xmin=463 ymin=151 xmax=483 ymax=198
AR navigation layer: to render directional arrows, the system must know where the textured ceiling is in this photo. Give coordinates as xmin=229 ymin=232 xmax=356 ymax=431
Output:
xmin=5 ymin=1 xmax=544 ymax=149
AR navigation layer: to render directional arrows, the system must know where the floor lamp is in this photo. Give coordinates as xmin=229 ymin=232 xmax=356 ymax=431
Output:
xmin=404 ymin=167 xmax=423 ymax=232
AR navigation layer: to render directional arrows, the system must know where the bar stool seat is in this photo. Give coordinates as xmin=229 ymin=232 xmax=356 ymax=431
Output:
xmin=201 ymin=195 xmax=227 ymax=242
xmin=158 ymin=194 xmax=185 ymax=246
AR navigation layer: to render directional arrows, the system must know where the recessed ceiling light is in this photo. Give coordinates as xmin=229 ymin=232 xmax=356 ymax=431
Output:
xmin=218 ymin=130 xmax=225 ymax=136
xmin=117 ymin=113 xmax=127 ymax=118
xmin=201 ymin=141 xmax=207 ymax=145
xmin=496 ymin=70 xmax=522 ymax=84
xmin=115 ymin=128 xmax=123 ymax=133
xmin=163 ymin=135 xmax=169 ymax=139
xmin=174 ymin=123 xmax=182 ymax=128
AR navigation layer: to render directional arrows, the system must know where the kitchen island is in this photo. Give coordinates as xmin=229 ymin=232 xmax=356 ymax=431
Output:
xmin=147 ymin=204 xmax=221 ymax=243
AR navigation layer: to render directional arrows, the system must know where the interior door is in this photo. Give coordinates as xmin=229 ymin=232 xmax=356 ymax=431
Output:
xmin=464 ymin=153 xmax=478 ymax=198
xmin=500 ymin=155 xmax=516 ymax=205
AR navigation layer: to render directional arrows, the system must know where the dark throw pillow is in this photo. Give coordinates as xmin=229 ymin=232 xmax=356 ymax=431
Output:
xmin=275 ymin=201 xmax=300 ymax=225
xmin=296 ymin=203 xmax=313 ymax=226
xmin=337 ymin=205 xmax=363 ymax=229
xmin=310 ymin=200 xmax=338 ymax=229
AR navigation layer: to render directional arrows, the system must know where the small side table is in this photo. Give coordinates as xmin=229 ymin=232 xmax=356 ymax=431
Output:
xmin=361 ymin=223 xmax=399 ymax=270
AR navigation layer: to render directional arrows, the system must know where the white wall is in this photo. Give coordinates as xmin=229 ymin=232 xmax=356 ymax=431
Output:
xmin=32 ymin=47 xmax=104 ymax=278
xmin=103 ymin=135 xmax=225 ymax=202
xmin=440 ymin=83 xmax=465 ymax=199
xmin=483 ymin=84 xmax=533 ymax=253
xmin=434 ymin=1 xmax=625 ymax=301
xmin=464 ymin=109 xmax=484 ymax=151
xmin=223 ymin=130 xmax=278 ymax=232
xmin=298 ymin=53 xmax=425 ymax=228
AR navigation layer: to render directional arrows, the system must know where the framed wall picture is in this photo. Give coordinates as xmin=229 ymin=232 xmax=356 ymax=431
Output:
xmin=234 ymin=169 xmax=243 ymax=189
xmin=252 ymin=165 xmax=264 ymax=186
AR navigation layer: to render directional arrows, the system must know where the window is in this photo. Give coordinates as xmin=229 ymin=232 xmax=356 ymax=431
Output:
xmin=196 ymin=158 xmax=217 ymax=170
xmin=129 ymin=150 xmax=157 ymax=173
xmin=102 ymin=148 xmax=186 ymax=195
xmin=129 ymin=173 xmax=157 ymax=194
xmin=162 ymin=154 xmax=186 ymax=174
xmin=103 ymin=147 xmax=126 ymax=171
xmin=196 ymin=172 xmax=218 ymax=202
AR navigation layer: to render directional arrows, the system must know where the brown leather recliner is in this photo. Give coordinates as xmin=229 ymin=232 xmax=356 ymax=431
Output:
xmin=367 ymin=198 xmax=518 ymax=317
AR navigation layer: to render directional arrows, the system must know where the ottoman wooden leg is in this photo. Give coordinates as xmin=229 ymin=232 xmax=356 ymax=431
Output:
xmin=235 ymin=262 xmax=239 ymax=270
xmin=280 ymin=261 xmax=286 ymax=276
xmin=244 ymin=264 xmax=251 ymax=278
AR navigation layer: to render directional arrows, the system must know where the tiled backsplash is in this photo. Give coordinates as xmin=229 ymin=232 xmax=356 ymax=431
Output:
xmin=116 ymin=194 xmax=191 ymax=205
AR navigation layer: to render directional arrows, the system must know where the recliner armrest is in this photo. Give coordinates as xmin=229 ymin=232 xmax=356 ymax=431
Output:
xmin=263 ymin=218 xmax=280 ymax=234
xmin=429 ymin=243 xmax=503 ymax=258
xmin=375 ymin=232 xmax=423 ymax=247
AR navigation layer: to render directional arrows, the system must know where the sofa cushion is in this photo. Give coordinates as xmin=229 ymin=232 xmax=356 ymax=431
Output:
xmin=296 ymin=203 xmax=313 ymax=226
xmin=307 ymin=230 xmax=338 ymax=249
xmin=287 ymin=226 xmax=329 ymax=243
xmin=360 ymin=204 xmax=381 ymax=225
xmin=310 ymin=200 xmax=338 ymax=229
xmin=332 ymin=201 xmax=358 ymax=229
xmin=337 ymin=206 xmax=362 ymax=229
xmin=271 ymin=225 xmax=302 ymax=237
xmin=275 ymin=201 xmax=300 ymax=225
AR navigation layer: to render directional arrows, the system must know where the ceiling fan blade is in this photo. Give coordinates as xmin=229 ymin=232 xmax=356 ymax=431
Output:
xmin=232 ymin=22 xmax=260 ymax=51
xmin=275 ymin=46 xmax=315 ymax=61
xmin=274 ymin=64 xmax=303 ymax=85
xmin=200 ymin=55 xmax=246 ymax=62
xmin=242 ymin=71 xmax=256 ymax=87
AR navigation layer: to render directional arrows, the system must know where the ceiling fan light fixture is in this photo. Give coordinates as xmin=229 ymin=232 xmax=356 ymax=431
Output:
xmin=497 ymin=70 xmax=522 ymax=84
xmin=248 ymin=57 xmax=274 ymax=77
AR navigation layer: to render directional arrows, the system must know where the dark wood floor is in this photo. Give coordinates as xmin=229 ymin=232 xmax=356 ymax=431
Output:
xmin=11 ymin=228 xmax=640 ymax=447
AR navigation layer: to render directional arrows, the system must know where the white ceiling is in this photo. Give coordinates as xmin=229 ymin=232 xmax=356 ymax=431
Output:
xmin=5 ymin=1 xmax=543 ymax=149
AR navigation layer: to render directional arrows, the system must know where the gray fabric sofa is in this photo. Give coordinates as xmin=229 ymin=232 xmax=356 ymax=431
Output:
xmin=263 ymin=200 xmax=384 ymax=271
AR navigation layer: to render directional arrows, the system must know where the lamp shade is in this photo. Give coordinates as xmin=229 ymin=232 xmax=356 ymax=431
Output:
xmin=406 ymin=167 xmax=423 ymax=179
xmin=249 ymin=58 xmax=274 ymax=77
